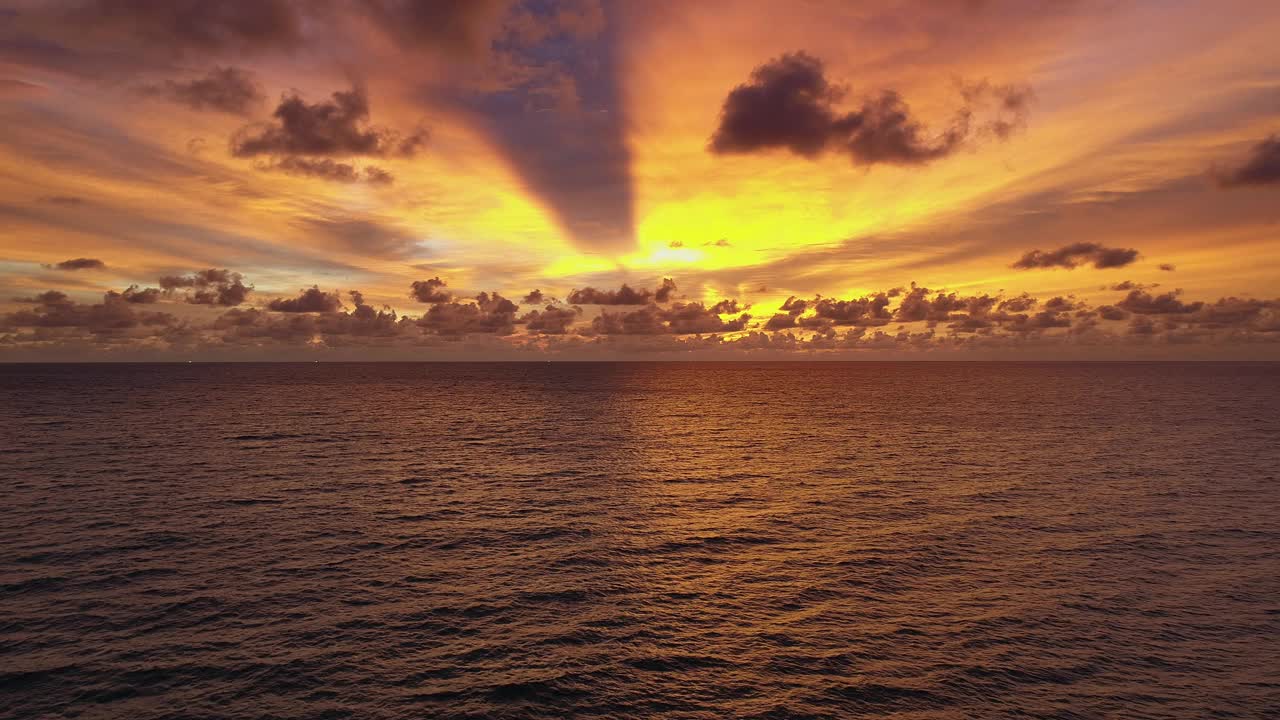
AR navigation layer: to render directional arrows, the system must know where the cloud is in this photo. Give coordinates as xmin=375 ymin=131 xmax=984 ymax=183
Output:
xmin=142 ymin=66 xmax=263 ymax=115
xmin=55 ymin=0 xmax=306 ymax=57
xmin=5 ymin=272 xmax=1278 ymax=358
xmin=215 ymin=297 xmax=409 ymax=345
xmin=269 ymin=156 xmax=360 ymax=182
xmin=417 ymin=292 xmax=518 ymax=336
xmin=1117 ymin=289 xmax=1204 ymax=315
xmin=1187 ymin=297 xmax=1280 ymax=328
xmin=410 ymin=277 xmax=452 ymax=304
xmin=588 ymin=301 xmax=750 ymax=335
xmin=894 ymin=286 xmax=996 ymax=324
xmin=1096 ymin=305 xmax=1129 ymax=321
xmin=1107 ymin=281 xmax=1158 ymax=291
xmin=519 ymin=305 xmax=580 ymax=334
xmin=802 ymin=293 xmax=894 ymax=327
xmin=230 ymin=86 xmax=426 ymax=158
xmin=301 ymin=217 xmax=419 ymax=258
xmin=764 ymin=313 xmax=797 ymax=330
xmin=568 ymin=279 xmax=675 ymax=305
xmin=1 ymin=287 xmax=175 ymax=335
xmin=258 ymin=157 xmax=394 ymax=186
xmin=1216 ymin=134 xmax=1280 ymax=187
xmin=45 ymin=257 xmax=105 ymax=271
xmin=355 ymin=0 xmax=515 ymax=57
xmin=709 ymin=52 xmax=1029 ymax=166
xmin=567 ymin=283 xmax=650 ymax=305
xmin=661 ymin=302 xmax=750 ymax=334
xmin=590 ymin=305 xmax=667 ymax=334
xmin=158 ymin=269 xmax=251 ymax=306
xmin=13 ymin=290 xmax=70 ymax=304
xmin=116 ymin=285 xmax=161 ymax=304
xmin=1011 ymin=242 xmax=1139 ymax=270
xmin=267 ymin=286 xmax=344 ymax=313
xmin=709 ymin=299 xmax=743 ymax=314
xmin=1158 ymin=263 xmax=1177 ymax=272
xmin=655 ymin=278 xmax=677 ymax=303
xmin=522 ymin=289 xmax=546 ymax=304
xmin=363 ymin=166 xmax=394 ymax=185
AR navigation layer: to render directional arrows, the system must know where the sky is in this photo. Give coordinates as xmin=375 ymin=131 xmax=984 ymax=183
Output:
xmin=1 ymin=0 xmax=1279 ymax=360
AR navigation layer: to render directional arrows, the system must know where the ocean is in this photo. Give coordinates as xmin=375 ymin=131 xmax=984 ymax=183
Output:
xmin=2 ymin=362 xmax=1278 ymax=718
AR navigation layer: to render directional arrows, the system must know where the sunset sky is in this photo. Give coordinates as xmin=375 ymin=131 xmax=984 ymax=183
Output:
xmin=2 ymin=0 xmax=1278 ymax=359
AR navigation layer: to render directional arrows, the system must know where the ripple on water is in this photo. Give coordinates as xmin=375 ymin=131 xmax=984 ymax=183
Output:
xmin=1 ymin=362 xmax=1278 ymax=718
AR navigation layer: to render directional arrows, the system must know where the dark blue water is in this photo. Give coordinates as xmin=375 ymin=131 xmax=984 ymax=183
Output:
xmin=2 ymin=362 xmax=1278 ymax=718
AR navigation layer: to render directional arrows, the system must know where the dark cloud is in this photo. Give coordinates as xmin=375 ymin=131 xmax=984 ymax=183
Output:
xmin=522 ymin=289 xmax=546 ymax=305
xmin=709 ymin=52 xmax=846 ymax=158
xmin=1001 ymin=309 xmax=1073 ymax=333
xmin=268 ymin=157 xmax=359 ymax=182
xmin=363 ymin=166 xmax=394 ymax=185
xmin=811 ymin=292 xmax=894 ymax=325
xmin=1159 ymin=263 xmax=1177 ymax=272
xmin=263 ymin=158 xmax=395 ymax=184
xmin=302 ymin=217 xmax=419 ymax=257
xmin=842 ymin=91 xmax=970 ymax=166
xmin=143 ymin=66 xmax=263 ymax=115
xmin=1107 ymin=280 xmax=1158 ymax=291
xmin=1042 ymin=296 xmax=1081 ymax=313
xmin=764 ymin=313 xmax=797 ymax=330
xmin=46 ymin=257 xmax=105 ymax=271
xmin=267 ymin=286 xmax=344 ymax=313
xmin=116 ymin=285 xmax=161 ymax=304
xmin=568 ymin=279 xmax=676 ymax=306
xmin=417 ymin=292 xmax=518 ymax=336
xmin=761 ymin=285 xmax=1092 ymax=337
xmin=1117 ymin=289 xmax=1204 ymax=315
xmin=158 ymin=268 xmax=251 ymax=306
xmin=998 ymin=294 xmax=1036 ymax=313
xmin=13 ymin=290 xmax=71 ymax=304
xmin=355 ymin=0 xmax=514 ymax=57
xmin=215 ymin=298 xmax=409 ymax=344
xmin=1187 ymin=297 xmax=1279 ymax=328
xmin=56 ymin=0 xmax=305 ymax=56
xmin=589 ymin=301 xmax=750 ymax=335
xmin=709 ymin=52 xmax=1029 ymax=166
xmin=568 ymin=283 xmax=652 ymax=305
xmin=410 ymin=277 xmax=452 ymax=304
xmin=780 ymin=296 xmax=809 ymax=315
xmin=1 ymin=287 xmax=175 ymax=334
xmin=709 ymin=299 xmax=744 ymax=315
xmin=590 ymin=305 xmax=667 ymax=335
xmin=519 ymin=305 xmax=580 ymax=334
xmin=655 ymin=278 xmax=677 ymax=303
xmin=1011 ymin=242 xmax=1139 ymax=270
xmin=230 ymin=86 xmax=426 ymax=158
xmin=662 ymin=302 xmax=750 ymax=334
xmin=1097 ymin=305 xmax=1130 ymax=321
xmin=6 ymin=273 xmax=1278 ymax=356
xmin=1216 ymin=134 xmax=1280 ymax=188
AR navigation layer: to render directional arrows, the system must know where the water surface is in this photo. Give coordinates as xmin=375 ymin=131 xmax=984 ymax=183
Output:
xmin=2 ymin=362 xmax=1278 ymax=718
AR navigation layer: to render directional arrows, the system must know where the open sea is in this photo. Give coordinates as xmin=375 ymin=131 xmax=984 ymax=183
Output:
xmin=2 ymin=362 xmax=1278 ymax=719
